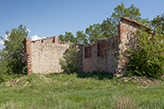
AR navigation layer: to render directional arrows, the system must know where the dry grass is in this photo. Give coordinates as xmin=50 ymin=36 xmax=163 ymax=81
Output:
xmin=114 ymin=97 xmax=135 ymax=109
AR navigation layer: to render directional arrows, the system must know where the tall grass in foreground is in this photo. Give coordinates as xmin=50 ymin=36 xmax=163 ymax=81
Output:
xmin=0 ymin=72 xmax=164 ymax=109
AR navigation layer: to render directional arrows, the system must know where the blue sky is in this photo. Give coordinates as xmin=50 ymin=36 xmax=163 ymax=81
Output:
xmin=0 ymin=0 xmax=164 ymax=49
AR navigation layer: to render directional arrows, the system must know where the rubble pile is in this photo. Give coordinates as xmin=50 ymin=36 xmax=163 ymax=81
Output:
xmin=117 ymin=76 xmax=163 ymax=86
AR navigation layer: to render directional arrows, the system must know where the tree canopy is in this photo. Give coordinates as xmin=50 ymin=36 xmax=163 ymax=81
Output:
xmin=58 ymin=32 xmax=77 ymax=43
xmin=151 ymin=13 xmax=164 ymax=34
xmin=76 ymin=31 xmax=88 ymax=45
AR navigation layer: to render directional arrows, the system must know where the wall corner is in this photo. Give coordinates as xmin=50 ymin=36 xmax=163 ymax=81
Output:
xmin=25 ymin=37 xmax=32 ymax=74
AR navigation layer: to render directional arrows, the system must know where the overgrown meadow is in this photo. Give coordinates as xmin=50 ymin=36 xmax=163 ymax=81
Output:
xmin=0 ymin=72 xmax=164 ymax=109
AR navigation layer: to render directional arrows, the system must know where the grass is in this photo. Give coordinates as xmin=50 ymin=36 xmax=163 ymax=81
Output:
xmin=0 ymin=72 xmax=164 ymax=109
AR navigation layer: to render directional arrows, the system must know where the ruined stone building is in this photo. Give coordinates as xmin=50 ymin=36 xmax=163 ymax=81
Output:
xmin=25 ymin=17 xmax=151 ymax=76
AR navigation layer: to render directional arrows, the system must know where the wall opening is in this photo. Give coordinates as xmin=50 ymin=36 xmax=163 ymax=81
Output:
xmin=97 ymin=40 xmax=107 ymax=56
xmin=85 ymin=45 xmax=92 ymax=58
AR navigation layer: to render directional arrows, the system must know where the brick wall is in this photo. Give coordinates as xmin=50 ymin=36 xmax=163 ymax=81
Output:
xmin=25 ymin=37 xmax=32 ymax=74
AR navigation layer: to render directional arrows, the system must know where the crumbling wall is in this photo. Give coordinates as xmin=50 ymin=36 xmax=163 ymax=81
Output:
xmin=25 ymin=17 xmax=149 ymax=76
xmin=107 ymin=35 xmax=120 ymax=74
xmin=31 ymin=41 xmax=70 ymax=74
xmin=26 ymin=36 xmax=83 ymax=74
xmin=83 ymin=35 xmax=120 ymax=73
xmin=82 ymin=17 xmax=147 ymax=76
xmin=116 ymin=19 xmax=140 ymax=76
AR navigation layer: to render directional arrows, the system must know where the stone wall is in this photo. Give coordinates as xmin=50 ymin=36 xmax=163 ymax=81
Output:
xmin=116 ymin=18 xmax=146 ymax=76
xmin=31 ymin=41 xmax=70 ymax=74
xmin=25 ymin=36 xmax=83 ymax=74
xmin=83 ymin=35 xmax=120 ymax=73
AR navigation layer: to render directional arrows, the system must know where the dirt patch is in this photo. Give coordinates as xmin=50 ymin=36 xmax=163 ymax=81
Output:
xmin=2 ymin=75 xmax=52 ymax=87
xmin=116 ymin=76 xmax=164 ymax=87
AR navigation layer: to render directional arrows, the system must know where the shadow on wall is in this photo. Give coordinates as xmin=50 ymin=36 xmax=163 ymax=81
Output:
xmin=77 ymin=71 xmax=113 ymax=80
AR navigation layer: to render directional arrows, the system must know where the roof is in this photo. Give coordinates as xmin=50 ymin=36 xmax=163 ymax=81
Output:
xmin=121 ymin=17 xmax=151 ymax=30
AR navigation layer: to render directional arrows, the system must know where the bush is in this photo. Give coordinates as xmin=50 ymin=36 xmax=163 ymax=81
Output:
xmin=59 ymin=44 xmax=82 ymax=74
xmin=127 ymin=29 xmax=164 ymax=79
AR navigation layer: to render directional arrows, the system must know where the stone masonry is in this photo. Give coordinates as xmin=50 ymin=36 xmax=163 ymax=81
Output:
xmin=116 ymin=17 xmax=151 ymax=76
xmin=25 ymin=17 xmax=151 ymax=76
xmin=25 ymin=36 xmax=83 ymax=74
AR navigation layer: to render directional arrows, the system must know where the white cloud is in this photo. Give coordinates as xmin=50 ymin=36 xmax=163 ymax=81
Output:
xmin=0 ymin=40 xmax=4 ymax=45
xmin=4 ymin=34 xmax=9 ymax=41
xmin=32 ymin=35 xmax=42 ymax=41
xmin=27 ymin=29 xmax=30 ymax=33
xmin=0 ymin=34 xmax=10 ymax=45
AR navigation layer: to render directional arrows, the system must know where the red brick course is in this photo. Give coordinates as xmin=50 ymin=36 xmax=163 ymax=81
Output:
xmin=25 ymin=38 xmax=32 ymax=74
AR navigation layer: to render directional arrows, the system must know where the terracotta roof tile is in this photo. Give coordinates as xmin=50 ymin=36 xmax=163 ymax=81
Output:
xmin=121 ymin=17 xmax=151 ymax=30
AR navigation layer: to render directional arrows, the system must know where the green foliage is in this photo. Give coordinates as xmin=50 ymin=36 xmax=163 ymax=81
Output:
xmin=101 ymin=17 xmax=117 ymax=38
xmin=151 ymin=13 xmax=164 ymax=34
xmin=58 ymin=31 xmax=88 ymax=45
xmin=0 ymin=24 xmax=28 ymax=83
xmin=127 ymin=29 xmax=164 ymax=79
xmin=59 ymin=44 xmax=81 ymax=74
xmin=112 ymin=2 xmax=150 ymax=26
xmin=85 ymin=23 xmax=102 ymax=42
xmin=76 ymin=30 xmax=88 ymax=44
xmin=112 ymin=2 xmax=141 ymax=22
xmin=85 ymin=17 xmax=117 ymax=43
xmin=58 ymin=32 xmax=77 ymax=43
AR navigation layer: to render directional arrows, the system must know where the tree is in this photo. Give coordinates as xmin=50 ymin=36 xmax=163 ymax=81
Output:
xmin=58 ymin=3 xmax=150 ymax=44
xmin=101 ymin=17 xmax=117 ymax=38
xmin=85 ymin=18 xmax=117 ymax=43
xmin=112 ymin=3 xmax=141 ymax=22
xmin=112 ymin=2 xmax=150 ymax=26
xmin=85 ymin=23 xmax=102 ymax=43
xmin=58 ymin=32 xmax=77 ymax=43
xmin=76 ymin=30 xmax=88 ymax=45
xmin=151 ymin=13 xmax=164 ymax=34
xmin=58 ymin=31 xmax=89 ymax=45
xmin=85 ymin=2 xmax=150 ymax=44
xmin=0 ymin=24 xmax=28 ymax=82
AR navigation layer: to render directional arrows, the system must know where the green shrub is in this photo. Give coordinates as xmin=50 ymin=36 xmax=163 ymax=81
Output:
xmin=127 ymin=29 xmax=164 ymax=79
xmin=59 ymin=44 xmax=82 ymax=74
